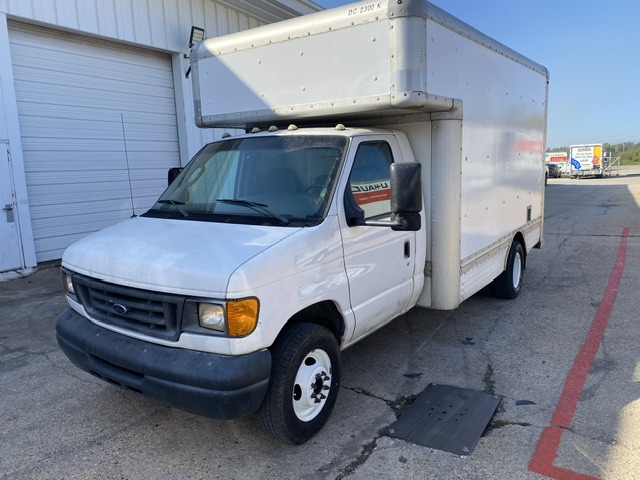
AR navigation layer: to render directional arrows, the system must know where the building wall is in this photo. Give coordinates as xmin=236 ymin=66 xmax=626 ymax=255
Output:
xmin=0 ymin=0 xmax=320 ymax=271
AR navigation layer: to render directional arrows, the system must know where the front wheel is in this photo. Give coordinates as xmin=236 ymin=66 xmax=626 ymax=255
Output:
xmin=494 ymin=240 xmax=524 ymax=299
xmin=260 ymin=323 xmax=341 ymax=444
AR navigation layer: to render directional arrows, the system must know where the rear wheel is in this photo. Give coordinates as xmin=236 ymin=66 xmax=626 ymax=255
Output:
xmin=494 ymin=240 xmax=524 ymax=299
xmin=260 ymin=323 xmax=341 ymax=444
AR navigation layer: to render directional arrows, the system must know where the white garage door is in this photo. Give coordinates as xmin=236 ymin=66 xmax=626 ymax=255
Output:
xmin=9 ymin=22 xmax=181 ymax=262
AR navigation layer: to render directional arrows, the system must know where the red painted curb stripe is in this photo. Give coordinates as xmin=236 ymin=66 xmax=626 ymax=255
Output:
xmin=529 ymin=427 xmax=600 ymax=480
xmin=529 ymin=228 xmax=630 ymax=479
xmin=551 ymin=227 xmax=629 ymax=428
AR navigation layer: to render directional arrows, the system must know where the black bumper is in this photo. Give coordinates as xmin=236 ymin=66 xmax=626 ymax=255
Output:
xmin=56 ymin=308 xmax=271 ymax=420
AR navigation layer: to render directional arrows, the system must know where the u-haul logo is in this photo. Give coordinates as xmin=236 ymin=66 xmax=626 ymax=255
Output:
xmin=352 ymin=181 xmax=390 ymax=205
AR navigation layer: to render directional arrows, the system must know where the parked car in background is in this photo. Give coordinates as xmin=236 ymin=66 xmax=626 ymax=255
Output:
xmin=547 ymin=163 xmax=562 ymax=178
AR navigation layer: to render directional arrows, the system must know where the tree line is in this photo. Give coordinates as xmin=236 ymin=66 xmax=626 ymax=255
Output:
xmin=547 ymin=142 xmax=640 ymax=165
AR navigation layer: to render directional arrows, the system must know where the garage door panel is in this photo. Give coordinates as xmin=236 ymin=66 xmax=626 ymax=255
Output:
xmin=12 ymin=55 xmax=174 ymax=85
xmin=9 ymin=21 xmax=181 ymax=262
xmin=11 ymin=24 xmax=170 ymax=83
xmin=17 ymin=103 xmax=179 ymax=126
xmin=13 ymin=68 xmax=175 ymax=96
xmin=35 ymin=235 xmax=92 ymax=262
xmin=27 ymin=181 xmax=167 ymax=207
xmin=14 ymin=87 xmax=176 ymax=114
xmin=29 ymin=196 xmax=161 ymax=221
xmin=27 ymin=170 xmax=171 ymax=186
xmin=20 ymin=137 xmax=180 ymax=154
xmin=32 ymin=213 xmax=136 ymax=237
xmin=27 ymin=178 xmax=167 ymax=199
xmin=12 ymin=60 xmax=175 ymax=89
xmin=22 ymin=152 xmax=180 ymax=171
xmin=18 ymin=119 xmax=180 ymax=142
xmin=32 ymin=200 xmax=157 ymax=237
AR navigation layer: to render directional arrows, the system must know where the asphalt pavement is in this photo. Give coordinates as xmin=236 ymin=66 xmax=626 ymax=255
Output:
xmin=1 ymin=166 xmax=640 ymax=479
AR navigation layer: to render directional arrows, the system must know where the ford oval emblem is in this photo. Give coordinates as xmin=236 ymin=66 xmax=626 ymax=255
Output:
xmin=113 ymin=304 xmax=128 ymax=315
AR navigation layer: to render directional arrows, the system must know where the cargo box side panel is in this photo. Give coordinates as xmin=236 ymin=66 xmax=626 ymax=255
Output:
xmin=425 ymin=19 xmax=547 ymax=260
xmin=193 ymin=20 xmax=393 ymax=127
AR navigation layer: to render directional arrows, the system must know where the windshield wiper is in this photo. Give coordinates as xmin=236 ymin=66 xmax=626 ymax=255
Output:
xmin=215 ymin=198 xmax=290 ymax=225
xmin=157 ymin=199 xmax=189 ymax=218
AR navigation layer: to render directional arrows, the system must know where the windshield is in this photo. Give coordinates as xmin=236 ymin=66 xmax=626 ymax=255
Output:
xmin=144 ymin=135 xmax=347 ymax=227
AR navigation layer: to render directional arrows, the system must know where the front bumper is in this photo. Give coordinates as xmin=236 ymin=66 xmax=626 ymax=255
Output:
xmin=56 ymin=308 xmax=271 ymax=420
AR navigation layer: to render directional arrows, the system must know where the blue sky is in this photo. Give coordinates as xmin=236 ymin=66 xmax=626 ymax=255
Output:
xmin=313 ymin=0 xmax=640 ymax=148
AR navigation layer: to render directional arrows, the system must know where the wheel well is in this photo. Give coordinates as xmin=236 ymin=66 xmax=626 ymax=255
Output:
xmin=286 ymin=302 xmax=345 ymax=345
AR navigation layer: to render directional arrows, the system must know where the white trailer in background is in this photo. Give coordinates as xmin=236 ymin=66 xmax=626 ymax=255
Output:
xmin=56 ymin=0 xmax=548 ymax=444
xmin=570 ymin=144 xmax=604 ymax=178
xmin=546 ymin=151 xmax=568 ymax=175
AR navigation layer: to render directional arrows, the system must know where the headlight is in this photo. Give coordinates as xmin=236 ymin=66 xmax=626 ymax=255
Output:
xmin=198 ymin=303 xmax=225 ymax=332
xmin=61 ymin=271 xmax=76 ymax=299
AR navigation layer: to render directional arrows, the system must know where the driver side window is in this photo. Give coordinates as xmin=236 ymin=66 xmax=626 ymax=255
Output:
xmin=349 ymin=142 xmax=394 ymax=218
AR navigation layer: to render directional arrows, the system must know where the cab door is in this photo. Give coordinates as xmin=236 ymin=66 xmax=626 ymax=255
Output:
xmin=338 ymin=135 xmax=416 ymax=343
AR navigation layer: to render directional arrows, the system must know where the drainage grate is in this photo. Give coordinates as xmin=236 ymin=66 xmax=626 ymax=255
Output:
xmin=387 ymin=383 xmax=501 ymax=455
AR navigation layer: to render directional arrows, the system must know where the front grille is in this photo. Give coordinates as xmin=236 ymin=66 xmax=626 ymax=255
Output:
xmin=72 ymin=274 xmax=185 ymax=341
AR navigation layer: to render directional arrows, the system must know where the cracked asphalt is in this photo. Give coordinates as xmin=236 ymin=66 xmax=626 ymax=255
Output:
xmin=2 ymin=167 xmax=640 ymax=479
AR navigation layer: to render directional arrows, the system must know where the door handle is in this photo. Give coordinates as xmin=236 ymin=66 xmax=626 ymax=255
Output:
xmin=404 ymin=240 xmax=410 ymax=258
xmin=3 ymin=203 xmax=15 ymax=223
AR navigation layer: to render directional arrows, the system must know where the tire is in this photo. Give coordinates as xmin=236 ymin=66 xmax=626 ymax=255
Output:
xmin=494 ymin=240 xmax=524 ymax=299
xmin=260 ymin=323 xmax=341 ymax=444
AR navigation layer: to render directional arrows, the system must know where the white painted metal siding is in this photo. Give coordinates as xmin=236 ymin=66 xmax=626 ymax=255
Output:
xmin=0 ymin=0 xmax=268 ymax=52
xmin=9 ymin=21 xmax=180 ymax=261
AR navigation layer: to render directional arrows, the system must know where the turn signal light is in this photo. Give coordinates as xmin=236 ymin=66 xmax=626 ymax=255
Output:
xmin=227 ymin=298 xmax=259 ymax=337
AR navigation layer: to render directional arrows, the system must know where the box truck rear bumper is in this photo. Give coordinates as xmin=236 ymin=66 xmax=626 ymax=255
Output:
xmin=55 ymin=308 xmax=271 ymax=420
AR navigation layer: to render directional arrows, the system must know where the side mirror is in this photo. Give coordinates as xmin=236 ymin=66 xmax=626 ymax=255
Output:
xmin=390 ymin=163 xmax=422 ymax=213
xmin=345 ymin=162 xmax=422 ymax=231
xmin=168 ymin=167 xmax=184 ymax=186
xmin=389 ymin=162 xmax=422 ymax=231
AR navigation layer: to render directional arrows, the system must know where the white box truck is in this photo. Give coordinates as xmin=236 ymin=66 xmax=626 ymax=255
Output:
xmin=56 ymin=0 xmax=548 ymax=444
xmin=570 ymin=143 xmax=604 ymax=178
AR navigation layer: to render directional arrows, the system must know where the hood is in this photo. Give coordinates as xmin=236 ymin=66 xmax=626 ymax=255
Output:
xmin=62 ymin=217 xmax=299 ymax=297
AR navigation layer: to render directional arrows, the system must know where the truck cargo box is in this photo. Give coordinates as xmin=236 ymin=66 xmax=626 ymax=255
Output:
xmin=191 ymin=0 xmax=548 ymax=129
xmin=191 ymin=0 xmax=549 ymax=308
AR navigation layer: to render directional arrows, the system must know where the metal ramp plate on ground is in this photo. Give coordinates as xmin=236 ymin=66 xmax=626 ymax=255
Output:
xmin=387 ymin=383 xmax=501 ymax=455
